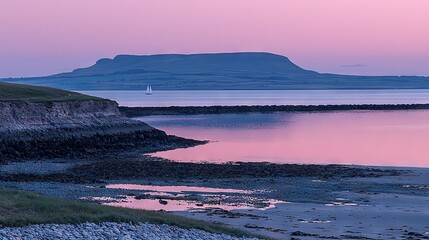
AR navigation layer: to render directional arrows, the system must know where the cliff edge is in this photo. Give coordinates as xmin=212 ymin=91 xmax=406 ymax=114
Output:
xmin=0 ymin=83 xmax=202 ymax=162
xmin=0 ymin=100 xmax=151 ymax=140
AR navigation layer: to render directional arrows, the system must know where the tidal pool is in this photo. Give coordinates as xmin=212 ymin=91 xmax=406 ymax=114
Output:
xmin=87 ymin=184 xmax=280 ymax=212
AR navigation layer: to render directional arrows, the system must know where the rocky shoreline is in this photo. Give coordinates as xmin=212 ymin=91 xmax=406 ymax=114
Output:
xmin=0 ymin=128 xmax=203 ymax=163
xmin=1 ymin=96 xmax=425 ymax=240
xmin=0 ymin=100 xmax=204 ymax=163
xmin=1 ymin=163 xmax=425 ymax=240
xmin=119 ymin=104 xmax=429 ymax=117
xmin=0 ymin=156 xmax=404 ymax=183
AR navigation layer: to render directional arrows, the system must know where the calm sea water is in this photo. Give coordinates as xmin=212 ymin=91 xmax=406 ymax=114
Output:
xmin=80 ymin=90 xmax=429 ymax=107
xmin=79 ymin=90 xmax=429 ymax=167
xmin=138 ymin=111 xmax=429 ymax=168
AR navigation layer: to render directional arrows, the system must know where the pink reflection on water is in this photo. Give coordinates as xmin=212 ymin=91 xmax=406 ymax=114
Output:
xmin=150 ymin=111 xmax=429 ymax=167
xmin=96 ymin=196 xmax=270 ymax=212
xmin=91 ymin=184 xmax=280 ymax=211
xmin=106 ymin=184 xmax=251 ymax=194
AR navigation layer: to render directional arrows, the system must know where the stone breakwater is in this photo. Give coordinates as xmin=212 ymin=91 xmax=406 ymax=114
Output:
xmin=0 ymin=100 xmax=203 ymax=162
xmin=119 ymin=104 xmax=429 ymax=117
xmin=0 ymin=222 xmax=258 ymax=240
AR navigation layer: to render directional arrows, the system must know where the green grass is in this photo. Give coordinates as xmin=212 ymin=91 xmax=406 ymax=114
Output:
xmin=0 ymin=187 xmax=263 ymax=239
xmin=0 ymin=82 xmax=104 ymax=104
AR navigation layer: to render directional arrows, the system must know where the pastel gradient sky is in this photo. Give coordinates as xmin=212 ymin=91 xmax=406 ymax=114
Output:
xmin=1 ymin=0 xmax=428 ymax=78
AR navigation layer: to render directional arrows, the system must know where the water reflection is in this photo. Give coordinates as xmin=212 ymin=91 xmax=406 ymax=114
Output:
xmin=88 ymin=184 xmax=280 ymax=212
xmin=92 ymin=196 xmax=280 ymax=212
xmin=139 ymin=111 xmax=429 ymax=167
xmin=106 ymin=184 xmax=252 ymax=194
xmin=140 ymin=114 xmax=291 ymax=129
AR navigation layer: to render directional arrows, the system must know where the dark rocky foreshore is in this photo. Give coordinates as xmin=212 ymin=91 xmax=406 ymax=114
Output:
xmin=0 ymin=157 xmax=404 ymax=183
xmin=119 ymin=104 xmax=429 ymax=117
xmin=0 ymin=128 xmax=203 ymax=163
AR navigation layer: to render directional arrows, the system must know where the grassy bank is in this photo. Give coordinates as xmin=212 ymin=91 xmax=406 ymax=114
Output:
xmin=0 ymin=187 xmax=261 ymax=238
xmin=0 ymin=82 xmax=104 ymax=104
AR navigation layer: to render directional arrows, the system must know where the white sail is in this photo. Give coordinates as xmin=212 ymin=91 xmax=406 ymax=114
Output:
xmin=146 ymin=85 xmax=152 ymax=95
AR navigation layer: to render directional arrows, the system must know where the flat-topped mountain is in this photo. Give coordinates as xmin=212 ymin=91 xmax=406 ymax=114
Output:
xmin=70 ymin=52 xmax=313 ymax=76
xmin=3 ymin=52 xmax=429 ymax=90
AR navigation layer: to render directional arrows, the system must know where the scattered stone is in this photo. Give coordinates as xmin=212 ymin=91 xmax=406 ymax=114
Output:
xmin=0 ymin=222 xmax=258 ymax=240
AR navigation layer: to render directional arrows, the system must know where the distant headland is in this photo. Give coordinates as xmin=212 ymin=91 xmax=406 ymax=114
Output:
xmin=2 ymin=52 xmax=428 ymax=90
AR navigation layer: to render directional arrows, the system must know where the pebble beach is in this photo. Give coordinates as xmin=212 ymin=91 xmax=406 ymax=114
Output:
xmin=0 ymin=222 xmax=258 ymax=240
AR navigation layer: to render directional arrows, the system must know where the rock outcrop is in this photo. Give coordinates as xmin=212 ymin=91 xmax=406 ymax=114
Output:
xmin=0 ymin=100 xmax=202 ymax=162
xmin=0 ymin=100 xmax=123 ymax=127
xmin=0 ymin=100 xmax=150 ymax=140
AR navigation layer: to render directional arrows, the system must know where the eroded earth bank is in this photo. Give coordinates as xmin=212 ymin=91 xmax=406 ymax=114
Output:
xmin=0 ymin=100 xmax=202 ymax=162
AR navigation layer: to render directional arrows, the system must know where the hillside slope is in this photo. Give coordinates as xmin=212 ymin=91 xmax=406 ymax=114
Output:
xmin=0 ymin=82 xmax=104 ymax=103
xmin=3 ymin=52 xmax=429 ymax=90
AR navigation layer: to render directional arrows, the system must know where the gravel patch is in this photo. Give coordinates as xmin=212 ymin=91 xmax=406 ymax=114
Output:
xmin=0 ymin=160 xmax=78 ymax=175
xmin=0 ymin=222 xmax=258 ymax=240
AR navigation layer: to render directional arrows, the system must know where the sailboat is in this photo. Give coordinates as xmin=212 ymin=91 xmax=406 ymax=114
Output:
xmin=145 ymin=85 xmax=153 ymax=95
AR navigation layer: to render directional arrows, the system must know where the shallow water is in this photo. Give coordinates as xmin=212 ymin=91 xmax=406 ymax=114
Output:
xmin=106 ymin=184 xmax=251 ymax=194
xmin=92 ymin=196 xmax=279 ymax=212
xmin=139 ymin=110 xmax=429 ymax=167
xmin=80 ymin=89 xmax=429 ymax=107
xmin=89 ymin=184 xmax=279 ymax=211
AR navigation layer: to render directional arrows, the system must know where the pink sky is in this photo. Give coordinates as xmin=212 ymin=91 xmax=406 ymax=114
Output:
xmin=1 ymin=0 xmax=428 ymax=77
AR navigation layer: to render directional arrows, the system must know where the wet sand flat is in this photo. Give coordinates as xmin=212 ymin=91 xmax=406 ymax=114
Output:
xmin=172 ymin=169 xmax=429 ymax=239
